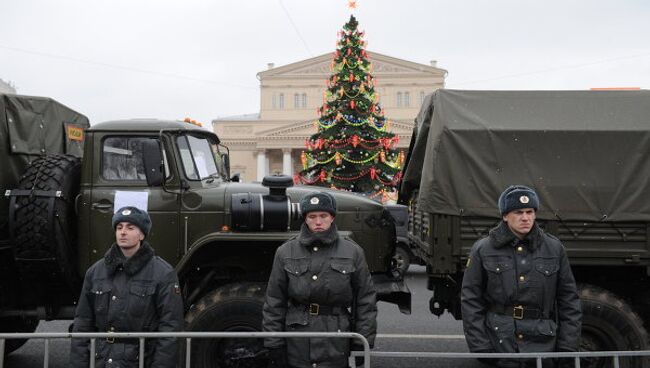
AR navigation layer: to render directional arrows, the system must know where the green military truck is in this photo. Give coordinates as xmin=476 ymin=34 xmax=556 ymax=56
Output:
xmin=0 ymin=93 xmax=410 ymax=366
xmin=400 ymin=89 xmax=650 ymax=368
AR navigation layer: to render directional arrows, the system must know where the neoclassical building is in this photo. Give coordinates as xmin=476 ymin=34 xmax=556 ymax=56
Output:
xmin=212 ymin=52 xmax=447 ymax=182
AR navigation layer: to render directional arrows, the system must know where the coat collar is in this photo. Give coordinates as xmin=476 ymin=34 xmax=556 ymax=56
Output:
xmin=104 ymin=241 xmax=154 ymax=276
xmin=298 ymin=223 xmax=339 ymax=247
xmin=489 ymin=221 xmax=542 ymax=250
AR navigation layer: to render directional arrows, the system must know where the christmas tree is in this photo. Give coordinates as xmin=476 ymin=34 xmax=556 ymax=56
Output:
xmin=295 ymin=15 xmax=404 ymax=203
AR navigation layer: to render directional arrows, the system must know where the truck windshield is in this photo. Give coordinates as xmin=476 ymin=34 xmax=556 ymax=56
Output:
xmin=177 ymin=134 xmax=223 ymax=181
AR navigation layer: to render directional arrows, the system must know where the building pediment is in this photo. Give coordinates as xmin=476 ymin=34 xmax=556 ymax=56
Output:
xmin=258 ymin=51 xmax=446 ymax=79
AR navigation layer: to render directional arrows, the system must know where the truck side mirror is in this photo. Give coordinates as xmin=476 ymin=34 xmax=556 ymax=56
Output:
xmin=221 ymin=152 xmax=231 ymax=178
xmin=142 ymin=139 xmax=164 ymax=187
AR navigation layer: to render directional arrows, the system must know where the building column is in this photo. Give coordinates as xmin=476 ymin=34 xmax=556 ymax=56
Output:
xmin=282 ymin=149 xmax=293 ymax=176
xmin=256 ymin=149 xmax=267 ymax=181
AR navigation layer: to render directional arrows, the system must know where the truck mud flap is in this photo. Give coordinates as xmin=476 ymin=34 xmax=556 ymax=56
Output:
xmin=372 ymin=273 xmax=411 ymax=314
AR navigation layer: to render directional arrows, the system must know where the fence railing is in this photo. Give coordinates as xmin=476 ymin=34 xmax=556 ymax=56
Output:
xmin=2 ymin=331 xmax=650 ymax=368
xmin=0 ymin=331 xmax=369 ymax=368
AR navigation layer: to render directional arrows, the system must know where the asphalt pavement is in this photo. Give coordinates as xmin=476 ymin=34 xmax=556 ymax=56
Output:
xmin=3 ymin=265 xmax=481 ymax=367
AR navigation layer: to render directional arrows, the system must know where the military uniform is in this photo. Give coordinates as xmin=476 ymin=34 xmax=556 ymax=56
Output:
xmin=461 ymin=221 xmax=582 ymax=367
xmin=70 ymin=242 xmax=184 ymax=368
xmin=263 ymin=222 xmax=377 ymax=368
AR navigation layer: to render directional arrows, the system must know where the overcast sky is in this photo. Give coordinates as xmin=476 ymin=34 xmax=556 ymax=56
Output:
xmin=2 ymin=0 xmax=649 ymax=125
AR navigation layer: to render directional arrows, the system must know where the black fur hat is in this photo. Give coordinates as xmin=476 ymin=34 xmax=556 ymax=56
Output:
xmin=300 ymin=192 xmax=337 ymax=217
xmin=112 ymin=206 xmax=152 ymax=237
xmin=498 ymin=185 xmax=539 ymax=215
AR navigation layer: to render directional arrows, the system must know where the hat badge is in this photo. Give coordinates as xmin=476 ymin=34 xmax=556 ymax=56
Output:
xmin=519 ymin=195 xmax=530 ymax=204
xmin=310 ymin=197 xmax=320 ymax=205
xmin=122 ymin=209 xmax=132 ymax=215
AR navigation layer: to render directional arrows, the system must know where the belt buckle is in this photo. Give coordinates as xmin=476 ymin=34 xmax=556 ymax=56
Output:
xmin=106 ymin=333 xmax=115 ymax=344
xmin=513 ymin=305 xmax=524 ymax=320
xmin=309 ymin=303 xmax=319 ymax=315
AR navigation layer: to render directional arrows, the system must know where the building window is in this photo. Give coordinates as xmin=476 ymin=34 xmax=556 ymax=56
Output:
xmin=294 ymin=93 xmax=300 ymax=108
xmin=404 ymin=92 xmax=410 ymax=107
xmin=279 ymin=93 xmax=284 ymax=109
xmin=272 ymin=94 xmax=277 ymax=109
xmin=397 ymin=92 xmax=403 ymax=107
xmin=420 ymin=91 xmax=426 ymax=105
xmin=301 ymin=93 xmax=307 ymax=108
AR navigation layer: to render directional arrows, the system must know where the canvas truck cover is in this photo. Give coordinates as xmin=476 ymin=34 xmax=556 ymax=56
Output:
xmin=0 ymin=93 xmax=89 ymax=235
xmin=400 ymin=89 xmax=650 ymax=222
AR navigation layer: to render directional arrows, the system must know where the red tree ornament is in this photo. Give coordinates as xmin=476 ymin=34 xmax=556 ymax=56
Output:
xmin=350 ymin=135 xmax=360 ymax=148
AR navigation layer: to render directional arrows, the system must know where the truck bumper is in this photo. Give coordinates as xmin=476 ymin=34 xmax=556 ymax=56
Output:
xmin=372 ymin=273 xmax=411 ymax=314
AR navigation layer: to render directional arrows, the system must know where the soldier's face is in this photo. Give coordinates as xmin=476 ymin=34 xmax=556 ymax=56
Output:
xmin=115 ymin=222 xmax=145 ymax=251
xmin=503 ymin=208 xmax=536 ymax=239
xmin=305 ymin=211 xmax=335 ymax=232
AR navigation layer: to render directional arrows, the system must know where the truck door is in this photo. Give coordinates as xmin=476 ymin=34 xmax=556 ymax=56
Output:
xmin=84 ymin=134 xmax=180 ymax=267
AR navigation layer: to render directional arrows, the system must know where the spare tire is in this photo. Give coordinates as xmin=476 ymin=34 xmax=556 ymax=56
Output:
xmin=9 ymin=154 xmax=81 ymax=287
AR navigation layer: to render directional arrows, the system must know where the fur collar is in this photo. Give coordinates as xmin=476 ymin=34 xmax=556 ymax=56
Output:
xmin=298 ymin=223 xmax=339 ymax=247
xmin=104 ymin=242 xmax=154 ymax=276
xmin=489 ymin=221 xmax=542 ymax=250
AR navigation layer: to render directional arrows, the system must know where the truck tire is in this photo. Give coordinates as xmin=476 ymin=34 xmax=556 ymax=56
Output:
xmin=392 ymin=244 xmax=411 ymax=275
xmin=10 ymin=154 xmax=81 ymax=287
xmin=1 ymin=316 xmax=39 ymax=356
xmin=579 ymin=284 xmax=650 ymax=368
xmin=184 ymin=282 xmax=267 ymax=368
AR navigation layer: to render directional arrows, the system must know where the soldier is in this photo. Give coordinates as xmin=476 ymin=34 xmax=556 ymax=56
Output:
xmin=461 ymin=185 xmax=582 ymax=368
xmin=70 ymin=206 xmax=184 ymax=368
xmin=263 ymin=192 xmax=377 ymax=368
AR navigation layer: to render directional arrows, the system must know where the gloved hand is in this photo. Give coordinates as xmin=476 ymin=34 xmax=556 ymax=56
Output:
xmin=354 ymin=356 xmax=365 ymax=367
xmin=267 ymin=347 xmax=287 ymax=368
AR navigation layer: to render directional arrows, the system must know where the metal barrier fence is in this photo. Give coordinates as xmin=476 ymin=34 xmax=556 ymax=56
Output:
xmin=0 ymin=331 xmax=370 ymax=368
xmin=2 ymin=331 xmax=650 ymax=368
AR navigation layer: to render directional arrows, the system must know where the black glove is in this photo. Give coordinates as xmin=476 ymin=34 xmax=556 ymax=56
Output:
xmin=354 ymin=356 xmax=365 ymax=367
xmin=267 ymin=347 xmax=287 ymax=368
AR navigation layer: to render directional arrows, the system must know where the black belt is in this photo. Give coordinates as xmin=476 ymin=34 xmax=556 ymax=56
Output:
xmin=106 ymin=336 xmax=140 ymax=345
xmin=301 ymin=303 xmax=348 ymax=316
xmin=490 ymin=305 xmax=544 ymax=320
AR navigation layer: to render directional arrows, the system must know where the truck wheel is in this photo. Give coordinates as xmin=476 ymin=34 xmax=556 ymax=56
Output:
xmin=10 ymin=154 xmax=81 ymax=287
xmin=184 ymin=283 xmax=267 ymax=368
xmin=392 ymin=245 xmax=411 ymax=275
xmin=1 ymin=317 xmax=39 ymax=356
xmin=579 ymin=284 xmax=650 ymax=368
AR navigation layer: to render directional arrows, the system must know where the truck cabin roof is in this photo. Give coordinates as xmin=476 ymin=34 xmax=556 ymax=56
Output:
xmin=89 ymin=119 xmax=214 ymax=138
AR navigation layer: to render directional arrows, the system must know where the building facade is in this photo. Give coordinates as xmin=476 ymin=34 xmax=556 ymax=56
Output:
xmin=212 ymin=52 xmax=446 ymax=182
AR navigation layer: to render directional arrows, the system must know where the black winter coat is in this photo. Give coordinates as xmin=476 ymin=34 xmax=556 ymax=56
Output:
xmin=461 ymin=222 xmax=582 ymax=368
xmin=263 ymin=224 xmax=377 ymax=368
xmin=70 ymin=242 xmax=184 ymax=368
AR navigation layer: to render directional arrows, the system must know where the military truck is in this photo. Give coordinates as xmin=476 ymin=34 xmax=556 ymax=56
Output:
xmin=400 ymin=89 xmax=650 ymax=367
xmin=0 ymin=93 xmax=410 ymax=366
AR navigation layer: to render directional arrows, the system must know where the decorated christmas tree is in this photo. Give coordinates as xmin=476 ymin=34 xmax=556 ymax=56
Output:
xmin=295 ymin=15 xmax=404 ymax=203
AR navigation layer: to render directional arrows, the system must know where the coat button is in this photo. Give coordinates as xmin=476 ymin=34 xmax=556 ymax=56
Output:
xmin=494 ymin=326 xmax=499 ymax=331
xmin=518 ymin=334 xmax=524 ymax=339
xmin=517 ymin=246 xmax=524 ymax=252
xmin=111 ymin=295 xmax=117 ymax=301
xmin=312 ymin=364 xmax=317 ymax=368
xmin=519 ymin=275 xmax=525 ymax=282
xmin=313 ymin=246 xmax=319 ymax=251
xmin=108 ymin=358 xmax=113 ymax=363
xmin=312 ymin=275 xmax=318 ymax=280
xmin=496 ymin=267 xmax=500 ymax=272
xmin=110 ymin=326 xmax=115 ymax=332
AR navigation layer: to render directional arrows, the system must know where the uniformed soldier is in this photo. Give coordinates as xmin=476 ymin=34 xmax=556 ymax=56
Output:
xmin=70 ymin=206 xmax=184 ymax=368
xmin=263 ymin=192 xmax=377 ymax=368
xmin=461 ymin=185 xmax=582 ymax=368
